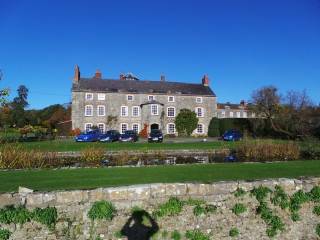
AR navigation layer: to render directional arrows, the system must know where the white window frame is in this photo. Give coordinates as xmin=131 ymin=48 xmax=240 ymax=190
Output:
xmin=97 ymin=123 xmax=105 ymax=133
xmin=85 ymin=123 xmax=93 ymax=132
xmin=236 ymin=112 xmax=241 ymax=118
xmin=167 ymin=123 xmax=176 ymax=134
xmin=168 ymin=96 xmax=175 ymax=102
xmin=195 ymin=107 xmax=204 ymax=118
xmin=167 ymin=107 xmax=175 ymax=117
xmin=97 ymin=93 xmax=105 ymax=101
xmin=97 ymin=105 xmax=106 ymax=116
xmin=85 ymin=93 xmax=93 ymax=101
xmin=151 ymin=104 xmax=159 ymax=115
xmin=196 ymin=124 xmax=204 ymax=134
xmin=85 ymin=105 xmax=93 ymax=116
xmin=196 ymin=97 xmax=203 ymax=103
xmin=132 ymin=106 xmax=140 ymax=117
xmin=243 ymin=111 xmax=247 ymax=118
xmin=132 ymin=123 xmax=140 ymax=133
xmin=127 ymin=95 xmax=134 ymax=101
xmin=229 ymin=112 xmax=234 ymax=118
xmin=120 ymin=123 xmax=128 ymax=134
xmin=148 ymin=95 xmax=155 ymax=101
xmin=120 ymin=106 xmax=128 ymax=117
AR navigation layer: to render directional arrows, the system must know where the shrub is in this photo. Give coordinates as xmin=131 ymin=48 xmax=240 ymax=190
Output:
xmin=289 ymin=190 xmax=310 ymax=213
xmin=183 ymin=198 xmax=206 ymax=206
xmin=270 ymin=185 xmax=289 ymax=209
xmin=309 ymin=186 xmax=320 ymax=202
xmin=251 ymin=186 xmax=272 ymax=202
xmin=185 ymin=230 xmax=210 ymax=240
xmin=232 ymin=203 xmax=247 ymax=216
xmin=316 ymin=224 xmax=320 ymax=237
xmin=313 ymin=206 xmax=320 ymax=216
xmin=0 ymin=205 xmax=32 ymax=224
xmin=88 ymin=201 xmax=116 ymax=221
xmin=70 ymin=128 xmax=81 ymax=136
xmin=80 ymin=147 xmax=105 ymax=163
xmin=0 ymin=228 xmax=11 ymax=240
xmin=171 ymin=230 xmax=181 ymax=240
xmin=33 ymin=207 xmax=58 ymax=229
xmin=208 ymin=118 xmax=220 ymax=137
xmin=175 ymin=109 xmax=198 ymax=136
xmin=229 ymin=227 xmax=239 ymax=237
xmin=153 ymin=197 xmax=183 ymax=218
xmin=236 ymin=140 xmax=300 ymax=162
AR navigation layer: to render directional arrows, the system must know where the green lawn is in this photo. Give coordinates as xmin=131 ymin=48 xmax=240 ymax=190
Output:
xmin=0 ymin=160 xmax=319 ymax=192
xmin=18 ymin=139 xmax=236 ymax=152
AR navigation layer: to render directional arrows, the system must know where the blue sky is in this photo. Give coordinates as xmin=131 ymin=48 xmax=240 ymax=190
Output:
xmin=1 ymin=0 xmax=320 ymax=109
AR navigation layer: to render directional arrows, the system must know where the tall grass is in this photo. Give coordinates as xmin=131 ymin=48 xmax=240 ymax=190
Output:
xmin=236 ymin=140 xmax=300 ymax=162
xmin=80 ymin=146 xmax=105 ymax=163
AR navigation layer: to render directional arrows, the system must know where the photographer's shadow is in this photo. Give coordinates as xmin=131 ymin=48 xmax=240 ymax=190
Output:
xmin=120 ymin=210 xmax=159 ymax=240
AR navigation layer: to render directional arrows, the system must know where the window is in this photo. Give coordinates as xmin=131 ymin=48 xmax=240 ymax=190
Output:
xmin=167 ymin=107 xmax=175 ymax=117
xmin=229 ymin=112 xmax=234 ymax=118
xmin=148 ymin=95 xmax=155 ymax=101
xmin=151 ymin=104 xmax=158 ymax=115
xmin=196 ymin=124 xmax=204 ymax=134
xmin=85 ymin=123 xmax=92 ymax=132
xmin=85 ymin=105 xmax=93 ymax=116
xmin=98 ymin=123 xmax=105 ymax=133
xmin=120 ymin=123 xmax=128 ymax=134
xmin=167 ymin=123 xmax=175 ymax=134
xmin=121 ymin=106 xmax=128 ymax=116
xmin=220 ymin=110 xmax=225 ymax=118
xmin=127 ymin=95 xmax=134 ymax=101
xmin=196 ymin=107 xmax=204 ymax=117
xmin=132 ymin=106 xmax=140 ymax=117
xmin=243 ymin=112 xmax=247 ymax=118
xmin=236 ymin=112 xmax=241 ymax=118
xmin=97 ymin=105 xmax=105 ymax=116
xmin=98 ymin=93 xmax=105 ymax=100
xmin=85 ymin=93 xmax=93 ymax=100
xmin=168 ymin=96 xmax=175 ymax=102
xmin=196 ymin=97 xmax=203 ymax=103
xmin=132 ymin=123 xmax=139 ymax=133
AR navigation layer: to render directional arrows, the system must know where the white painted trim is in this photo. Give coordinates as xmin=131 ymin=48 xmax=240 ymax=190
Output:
xmin=167 ymin=123 xmax=176 ymax=134
xmin=97 ymin=93 xmax=105 ymax=101
xmin=97 ymin=123 xmax=105 ymax=132
xmin=120 ymin=123 xmax=128 ymax=134
xmin=195 ymin=107 xmax=204 ymax=118
xmin=84 ymin=123 xmax=93 ymax=132
xmin=151 ymin=104 xmax=159 ymax=115
xmin=196 ymin=97 xmax=203 ymax=103
xmin=84 ymin=105 xmax=93 ymax=116
xmin=168 ymin=96 xmax=175 ymax=102
xmin=148 ymin=95 xmax=155 ymax=101
xmin=132 ymin=106 xmax=140 ymax=117
xmin=85 ymin=93 xmax=93 ymax=101
xmin=167 ymin=106 xmax=176 ymax=117
xmin=97 ymin=105 xmax=106 ymax=116
xmin=120 ymin=106 xmax=129 ymax=117
xmin=196 ymin=123 xmax=204 ymax=134
xmin=127 ymin=94 xmax=134 ymax=101
xmin=132 ymin=123 xmax=140 ymax=133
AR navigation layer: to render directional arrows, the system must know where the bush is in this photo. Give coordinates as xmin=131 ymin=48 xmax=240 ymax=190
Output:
xmin=251 ymin=186 xmax=272 ymax=202
xmin=270 ymin=185 xmax=289 ymax=209
xmin=313 ymin=206 xmax=320 ymax=216
xmin=70 ymin=128 xmax=81 ymax=136
xmin=229 ymin=227 xmax=239 ymax=237
xmin=175 ymin=109 xmax=198 ymax=136
xmin=185 ymin=230 xmax=210 ymax=240
xmin=80 ymin=147 xmax=105 ymax=163
xmin=33 ymin=207 xmax=58 ymax=229
xmin=88 ymin=201 xmax=116 ymax=221
xmin=207 ymin=118 xmax=220 ymax=137
xmin=0 ymin=228 xmax=11 ymax=240
xmin=234 ymin=188 xmax=246 ymax=198
xmin=231 ymin=203 xmax=247 ymax=216
xmin=236 ymin=140 xmax=300 ymax=162
xmin=153 ymin=197 xmax=183 ymax=218
xmin=316 ymin=224 xmax=320 ymax=237
xmin=171 ymin=230 xmax=181 ymax=240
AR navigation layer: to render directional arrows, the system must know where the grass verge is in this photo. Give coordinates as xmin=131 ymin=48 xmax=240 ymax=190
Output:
xmin=0 ymin=160 xmax=319 ymax=192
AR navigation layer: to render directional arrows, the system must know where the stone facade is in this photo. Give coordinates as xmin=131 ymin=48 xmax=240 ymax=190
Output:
xmin=71 ymin=67 xmax=217 ymax=135
xmin=0 ymin=177 xmax=320 ymax=239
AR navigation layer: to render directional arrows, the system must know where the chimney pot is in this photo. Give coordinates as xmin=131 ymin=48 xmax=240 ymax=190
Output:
xmin=73 ymin=65 xmax=80 ymax=84
xmin=202 ymin=74 xmax=209 ymax=86
xmin=94 ymin=69 xmax=102 ymax=79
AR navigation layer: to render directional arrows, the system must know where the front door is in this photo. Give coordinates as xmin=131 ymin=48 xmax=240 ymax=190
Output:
xmin=150 ymin=123 xmax=159 ymax=131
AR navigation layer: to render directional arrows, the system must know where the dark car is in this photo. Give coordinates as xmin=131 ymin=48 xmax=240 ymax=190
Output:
xmin=100 ymin=130 xmax=120 ymax=142
xmin=75 ymin=129 xmax=102 ymax=142
xmin=148 ymin=129 xmax=163 ymax=143
xmin=222 ymin=129 xmax=243 ymax=141
xmin=119 ymin=130 xmax=139 ymax=142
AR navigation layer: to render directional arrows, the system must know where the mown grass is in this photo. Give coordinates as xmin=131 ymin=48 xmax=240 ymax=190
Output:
xmin=0 ymin=160 xmax=319 ymax=192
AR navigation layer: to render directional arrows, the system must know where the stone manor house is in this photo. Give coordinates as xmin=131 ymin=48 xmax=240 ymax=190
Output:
xmin=72 ymin=66 xmax=218 ymax=135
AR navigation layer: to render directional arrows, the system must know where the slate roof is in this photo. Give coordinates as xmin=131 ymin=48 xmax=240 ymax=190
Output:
xmin=72 ymin=78 xmax=216 ymax=97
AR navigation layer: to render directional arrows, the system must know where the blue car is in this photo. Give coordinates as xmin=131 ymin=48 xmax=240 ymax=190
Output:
xmin=75 ymin=130 xmax=102 ymax=142
xmin=100 ymin=130 xmax=120 ymax=142
xmin=222 ymin=129 xmax=243 ymax=141
xmin=119 ymin=130 xmax=139 ymax=142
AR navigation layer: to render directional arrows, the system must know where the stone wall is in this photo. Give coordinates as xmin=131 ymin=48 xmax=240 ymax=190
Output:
xmin=0 ymin=177 xmax=320 ymax=239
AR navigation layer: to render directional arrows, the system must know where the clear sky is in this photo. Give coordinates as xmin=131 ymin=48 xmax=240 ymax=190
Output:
xmin=1 ymin=0 xmax=320 ymax=109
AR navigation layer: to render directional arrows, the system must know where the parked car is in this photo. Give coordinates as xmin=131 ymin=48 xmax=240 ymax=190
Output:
xmin=119 ymin=130 xmax=139 ymax=142
xmin=100 ymin=130 xmax=120 ymax=142
xmin=148 ymin=129 xmax=163 ymax=143
xmin=222 ymin=129 xmax=243 ymax=141
xmin=75 ymin=129 xmax=102 ymax=142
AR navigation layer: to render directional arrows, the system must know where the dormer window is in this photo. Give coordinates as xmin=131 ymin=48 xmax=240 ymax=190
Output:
xmin=85 ymin=93 xmax=93 ymax=101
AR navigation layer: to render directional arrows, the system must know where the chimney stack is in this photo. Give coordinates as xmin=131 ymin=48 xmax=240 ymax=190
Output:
xmin=73 ymin=65 xmax=80 ymax=84
xmin=160 ymin=75 xmax=165 ymax=82
xmin=120 ymin=73 xmax=125 ymax=80
xmin=202 ymin=74 xmax=209 ymax=86
xmin=94 ymin=69 xmax=102 ymax=79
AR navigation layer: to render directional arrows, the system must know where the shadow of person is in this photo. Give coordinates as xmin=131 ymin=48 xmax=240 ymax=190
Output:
xmin=120 ymin=210 xmax=159 ymax=240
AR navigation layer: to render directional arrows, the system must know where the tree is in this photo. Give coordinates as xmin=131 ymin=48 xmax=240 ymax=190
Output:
xmin=10 ymin=85 xmax=29 ymax=127
xmin=251 ymin=86 xmax=319 ymax=139
xmin=175 ymin=109 xmax=198 ymax=136
xmin=0 ymin=69 xmax=10 ymax=107
xmin=208 ymin=117 xmax=220 ymax=137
